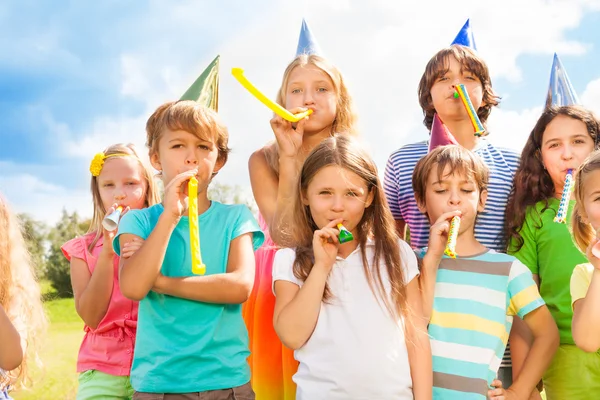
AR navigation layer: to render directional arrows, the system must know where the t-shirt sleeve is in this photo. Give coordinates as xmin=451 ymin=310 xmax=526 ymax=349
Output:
xmin=233 ymin=205 xmax=265 ymax=251
xmin=508 ymin=209 xmax=539 ymax=275
xmin=61 ymin=236 xmax=87 ymax=262
xmin=399 ymin=239 xmax=419 ymax=284
xmin=571 ymin=263 xmax=594 ymax=308
xmin=383 ymin=155 xmax=404 ymax=222
xmin=272 ymin=248 xmax=302 ymax=294
xmin=113 ymin=209 xmax=151 ymax=255
xmin=507 ymin=259 xmax=545 ymax=318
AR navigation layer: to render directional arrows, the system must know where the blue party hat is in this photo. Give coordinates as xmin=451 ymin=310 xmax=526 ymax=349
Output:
xmin=546 ymin=53 xmax=579 ymax=108
xmin=296 ymin=18 xmax=322 ymax=56
xmin=451 ymin=19 xmax=477 ymax=50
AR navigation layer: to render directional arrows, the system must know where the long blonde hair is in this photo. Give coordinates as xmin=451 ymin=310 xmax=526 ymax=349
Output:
xmin=265 ymin=54 xmax=359 ymax=176
xmin=0 ymin=194 xmax=47 ymax=389
xmin=290 ymin=135 xmax=407 ymax=319
xmin=88 ymin=143 xmax=160 ymax=251
xmin=572 ymin=150 xmax=600 ymax=253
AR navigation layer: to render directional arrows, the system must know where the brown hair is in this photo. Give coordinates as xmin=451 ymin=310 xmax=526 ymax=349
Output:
xmin=572 ymin=150 xmax=600 ymax=253
xmin=412 ymin=145 xmax=489 ymax=213
xmin=0 ymin=195 xmax=47 ymax=389
xmin=506 ymin=105 xmax=600 ymax=253
xmin=88 ymin=143 xmax=160 ymax=251
xmin=264 ymin=54 xmax=359 ymax=176
xmin=289 ymin=135 xmax=407 ymax=318
xmin=146 ymin=100 xmax=231 ymax=168
xmin=418 ymin=45 xmax=499 ymax=131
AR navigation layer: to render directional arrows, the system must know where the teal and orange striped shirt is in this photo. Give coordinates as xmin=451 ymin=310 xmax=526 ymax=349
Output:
xmin=417 ymin=249 xmax=544 ymax=399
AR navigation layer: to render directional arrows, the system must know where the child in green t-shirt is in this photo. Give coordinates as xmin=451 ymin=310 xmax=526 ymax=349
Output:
xmin=505 ymin=105 xmax=600 ymax=399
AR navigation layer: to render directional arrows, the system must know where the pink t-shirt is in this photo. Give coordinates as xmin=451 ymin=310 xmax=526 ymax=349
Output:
xmin=62 ymin=232 xmax=137 ymax=376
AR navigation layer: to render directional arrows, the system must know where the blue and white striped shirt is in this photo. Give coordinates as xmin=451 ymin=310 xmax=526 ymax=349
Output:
xmin=383 ymin=139 xmax=519 ymax=252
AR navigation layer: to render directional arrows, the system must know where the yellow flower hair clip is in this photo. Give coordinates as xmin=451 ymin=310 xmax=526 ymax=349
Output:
xmin=90 ymin=152 xmax=132 ymax=177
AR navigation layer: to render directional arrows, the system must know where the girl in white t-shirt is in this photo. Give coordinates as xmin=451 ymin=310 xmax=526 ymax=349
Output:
xmin=272 ymin=135 xmax=431 ymax=400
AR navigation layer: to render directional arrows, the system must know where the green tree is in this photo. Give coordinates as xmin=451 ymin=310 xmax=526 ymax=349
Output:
xmin=45 ymin=210 xmax=89 ymax=297
xmin=17 ymin=213 xmax=48 ymax=278
xmin=208 ymin=182 xmax=258 ymax=216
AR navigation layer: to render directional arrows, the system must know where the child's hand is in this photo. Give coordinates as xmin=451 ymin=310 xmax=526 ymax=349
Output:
xmin=121 ymin=237 xmax=144 ymax=259
xmin=270 ymin=107 xmax=308 ymax=159
xmin=312 ymin=218 xmax=343 ymax=273
xmin=427 ymin=210 xmax=462 ymax=260
xmin=100 ymin=203 xmax=128 ymax=259
xmin=487 ymin=379 xmax=508 ymax=400
xmin=162 ymin=169 xmax=199 ymax=221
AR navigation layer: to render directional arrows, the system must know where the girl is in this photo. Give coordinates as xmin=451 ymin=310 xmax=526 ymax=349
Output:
xmin=62 ymin=143 xmax=159 ymax=400
xmin=506 ymin=105 xmax=600 ymax=399
xmin=570 ymin=150 xmax=600 ymax=360
xmin=245 ymin=53 xmax=358 ymax=399
xmin=0 ymin=194 xmax=46 ymax=399
xmin=273 ymin=135 xmax=431 ymax=399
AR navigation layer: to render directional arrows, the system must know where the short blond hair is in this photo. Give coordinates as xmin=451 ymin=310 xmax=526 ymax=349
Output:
xmin=146 ymin=100 xmax=231 ymax=165
xmin=572 ymin=150 xmax=600 ymax=253
xmin=412 ymin=145 xmax=489 ymax=209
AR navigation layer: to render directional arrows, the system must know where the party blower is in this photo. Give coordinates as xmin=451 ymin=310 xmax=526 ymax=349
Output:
xmin=231 ymin=68 xmax=313 ymax=122
xmin=554 ymin=169 xmax=574 ymax=224
xmin=454 ymin=84 xmax=486 ymax=137
xmin=102 ymin=207 xmax=123 ymax=231
xmin=337 ymin=223 xmax=354 ymax=244
xmin=188 ymin=177 xmax=206 ymax=275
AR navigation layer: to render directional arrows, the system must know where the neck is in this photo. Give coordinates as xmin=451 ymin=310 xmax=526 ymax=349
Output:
xmin=455 ymin=231 xmax=487 ymax=257
xmin=300 ymin=127 xmax=333 ymax=155
xmin=443 ymin=119 xmax=481 ymax=151
xmin=338 ymin=239 xmax=359 ymax=259
xmin=181 ymin=192 xmax=211 ymax=216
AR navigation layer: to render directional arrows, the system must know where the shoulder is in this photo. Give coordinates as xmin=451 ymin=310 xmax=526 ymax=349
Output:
xmin=61 ymin=232 xmax=97 ymax=261
xmin=397 ymin=239 xmax=419 ymax=283
xmin=387 ymin=141 xmax=428 ymax=162
xmin=572 ymin=263 xmax=594 ymax=284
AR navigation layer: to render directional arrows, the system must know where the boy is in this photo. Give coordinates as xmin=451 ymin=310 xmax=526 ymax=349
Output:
xmin=115 ymin=101 xmax=264 ymax=399
xmin=413 ymin=145 xmax=558 ymax=399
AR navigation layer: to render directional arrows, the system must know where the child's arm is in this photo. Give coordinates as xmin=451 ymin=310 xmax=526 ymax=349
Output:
xmin=404 ymin=276 xmax=433 ymax=400
xmin=151 ymin=232 xmax=255 ymax=304
xmin=273 ymin=219 xmax=341 ymax=349
xmin=572 ymin=269 xmax=600 ymax=351
xmin=0 ymin=305 xmax=22 ymax=371
xmin=249 ymin=114 xmax=307 ymax=245
xmin=70 ymin=227 xmax=118 ymax=330
xmin=119 ymin=169 xmax=197 ymax=301
xmin=507 ymin=306 xmax=559 ymax=398
xmin=420 ymin=211 xmax=462 ymax=321
xmin=572 ymin=243 xmax=600 ymax=351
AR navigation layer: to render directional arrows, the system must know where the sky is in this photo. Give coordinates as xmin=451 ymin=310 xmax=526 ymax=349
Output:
xmin=3 ymin=0 xmax=600 ymax=224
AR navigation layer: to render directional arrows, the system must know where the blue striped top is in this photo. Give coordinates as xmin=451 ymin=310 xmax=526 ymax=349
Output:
xmin=383 ymin=139 xmax=519 ymax=252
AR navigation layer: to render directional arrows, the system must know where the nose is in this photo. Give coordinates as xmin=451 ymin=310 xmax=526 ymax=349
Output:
xmin=448 ymin=189 xmax=461 ymax=206
xmin=185 ymin=148 xmax=199 ymax=166
xmin=561 ymin=144 xmax=574 ymax=161
xmin=331 ymin=195 xmax=344 ymax=212
xmin=114 ymin=186 xmax=126 ymax=200
xmin=303 ymin=90 xmax=315 ymax=106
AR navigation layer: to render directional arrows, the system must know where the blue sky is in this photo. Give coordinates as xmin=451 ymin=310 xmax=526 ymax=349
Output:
xmin=3 ymin=0 xmax=600 ymax=223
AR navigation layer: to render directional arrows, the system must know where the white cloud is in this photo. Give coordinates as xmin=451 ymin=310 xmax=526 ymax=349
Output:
xmin=6 ymin=0 xmax=600 ymax=222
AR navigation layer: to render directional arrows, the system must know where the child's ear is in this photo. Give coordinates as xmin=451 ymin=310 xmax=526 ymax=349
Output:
xmin=213 ymin=157 xmax=226 ymax=175
xmin=478 ymin=189 xmax=488 ymax=212
xmin=150 ymin=152 xmax=162 ymax=172
xmin=416 ymin=196 xmax=427 ymax=214
xmin=301 ymin=190 xmax=310 ymax=206
xmin=365 ymin=188 xmax=375 ymax=208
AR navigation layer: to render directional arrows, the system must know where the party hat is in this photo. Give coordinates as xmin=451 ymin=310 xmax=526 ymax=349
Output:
xmin=451 ymin=19 xmax=477 ymax=50
xmin=545 ymin=53 xmax=579 ymax=108
xmin=180 ymin=55 xmax=220 ymax=111
xmin=429 ymin=114 xmax=459 ymax=152
xmin=296 ymin=18 xmax=322 ymax=56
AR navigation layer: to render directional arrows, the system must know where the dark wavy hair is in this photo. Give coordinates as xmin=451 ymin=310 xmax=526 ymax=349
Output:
xmin=505 ymin=105 xmax=600 ymax=253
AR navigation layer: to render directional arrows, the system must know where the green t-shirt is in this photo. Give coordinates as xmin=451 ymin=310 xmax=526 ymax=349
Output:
xmin=508 ymin=198 xmax=587 ymax=344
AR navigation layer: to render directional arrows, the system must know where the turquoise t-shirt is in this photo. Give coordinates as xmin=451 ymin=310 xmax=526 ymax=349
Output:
xmin=114 ymin=202 xmax=264 ymax=393
xmin=508 ymin=198 xmax=587 ymax=344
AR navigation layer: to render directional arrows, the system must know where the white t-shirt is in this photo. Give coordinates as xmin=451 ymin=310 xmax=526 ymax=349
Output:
xmin=272 ymin=239 xmax=420 ymax=400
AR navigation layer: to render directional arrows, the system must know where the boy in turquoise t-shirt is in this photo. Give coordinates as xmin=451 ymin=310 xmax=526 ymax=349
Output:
xmin=115 ymin=101 xmax=264 ymax=399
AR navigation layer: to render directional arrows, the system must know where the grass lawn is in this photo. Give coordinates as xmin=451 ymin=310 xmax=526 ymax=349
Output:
xmin=11 ymin=282 xmax=83 ymax=400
